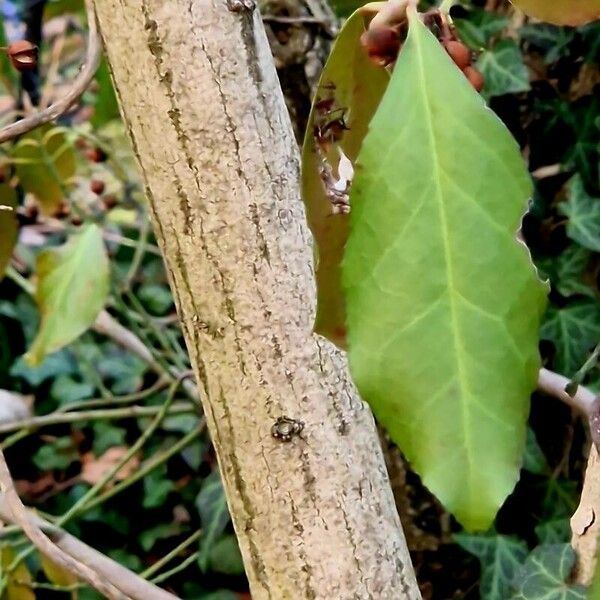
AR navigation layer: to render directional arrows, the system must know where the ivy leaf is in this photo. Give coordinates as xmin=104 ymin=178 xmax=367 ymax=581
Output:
xmin=476 ymin=39 xmax=530 ymax=99
xmin=551 ymin=245 xmax=594 ymax=299
xmin=208 ymin=535 xmax=245 ymax=575
xmin=195 ymin=471 xmax=231 ymax=571
xmin=25 ymin=225 xmax=110 ymax=366
xmin=510 ymin=544 xmax=587 ymax=600
xmin=453 ymin=9 xmax=510 ymax=50
xmin=12 ymin=125 xmax=76 ymax=214
xmin=520 ymin=25 xmax=575 ymax=64
xmin=535 ymin=519 xmax=571 ymax=545
xmin=343 ymin=10 xmax=547 ymax=529
xmin=523 ymin=428 xmax=548 ymax=475
xmin=559 ymin=176 xmax=600 ymax=252
xmin=510 ymin=0 xmax=600 ymax=26
xmin=455 ymin=532 xmax=528 ymax=600
xmin=0 ymin=183 xmax=18 ymax=279
xmin=540 ymin=300 xmax=600 ymax=376
xmin=301 ymin=9 xmax=388 ymax=347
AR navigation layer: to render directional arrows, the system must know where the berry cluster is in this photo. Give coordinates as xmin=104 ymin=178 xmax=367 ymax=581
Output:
xmin=359 ymin=7 xmax=485 ymax=94
xmin=443 ymin=39 xmax=484 ymax=92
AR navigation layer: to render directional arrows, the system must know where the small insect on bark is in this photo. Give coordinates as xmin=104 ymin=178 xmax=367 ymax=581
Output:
xmin=271 ymin=416 xmax=304 ymax=442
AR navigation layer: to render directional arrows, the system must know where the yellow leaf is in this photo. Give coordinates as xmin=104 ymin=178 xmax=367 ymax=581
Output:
xmin=510 ymin=0 xmax=600 ymax=26
xmin=0 ymin=546 xmax=35 ymax=600
xmin=40 ymin=554 xmax=78 ymax=588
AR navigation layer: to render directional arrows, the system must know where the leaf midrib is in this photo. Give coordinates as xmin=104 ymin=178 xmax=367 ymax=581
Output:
xmin=412 ymin=17 xmax=476 ymax=500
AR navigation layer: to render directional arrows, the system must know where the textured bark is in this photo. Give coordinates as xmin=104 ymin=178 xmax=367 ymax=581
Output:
xmin=93 ymin=1 xmax=420 ymax=598
xmin=572 ymin=445 xmax=600 ymax=585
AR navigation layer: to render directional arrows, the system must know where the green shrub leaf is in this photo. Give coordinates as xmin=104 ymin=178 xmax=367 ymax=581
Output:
xmin=454 ymin=9 xmax=510 ymax=50
xmin=26 ymin=225 xmax=110 ymax=366
xmin=510 ymin=544 xmax=586 ymax=600
xmin=540 ymin=300 xmax=600 ymax=375
xmin=476 ymin=39 xmax=530 ymax=98
xmin=343 ymin=10 xmax=547 ymax=529
xmin=301 ymin=9 xmax=388 ymax=347
xmin=13 ymin=125 xmax=76 ymax=214
xmin=195 ymin=471 xmax=231 ymax=571
xmin=559 ymin=176 xmax=600 ymax=252
xmin=455 ymin=532 xmax=528 ymax=600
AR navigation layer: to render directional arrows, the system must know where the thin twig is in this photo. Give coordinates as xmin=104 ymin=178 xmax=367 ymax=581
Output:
xmin=0 ymin=493 xmax=179 ymax=600
xmin=537 ymin=368 xmax=596 ymax=415
xmin=149 ymin=550 xmax=200 ymax=585
xmin=0 ymin=0 xmax=102 ymax=144
xmin=0 ymin=402 xmax=194 ymax=436
xmin=141 ymin=529 xmax=202 ymax=579
xmin=0 ymin=450 xmax=127 ymax=599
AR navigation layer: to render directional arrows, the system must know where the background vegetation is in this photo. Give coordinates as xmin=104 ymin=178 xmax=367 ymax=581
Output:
xmin=0 ymin=0 xmax=598 ymax=598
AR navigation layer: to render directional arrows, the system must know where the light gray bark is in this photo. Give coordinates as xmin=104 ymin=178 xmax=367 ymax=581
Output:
xmin=93 ymin=1 xmax=420 ymax=597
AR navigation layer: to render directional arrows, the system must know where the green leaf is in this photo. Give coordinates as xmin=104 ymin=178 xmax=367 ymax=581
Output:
xmin=510 ymin=0 xmax=600 ymax=26
xmin=520 ymin=25 xmax=575 ymax=64
xmin=195 ymin=471 xmax=231 ymax=571
xmin=51 ymin=374 xmax=95 ymax=404
xmin=559 ymin=176 xmax=600 ymax=252
xmin=343 ymin=10 xmax=547 ymax=530
xmin=301 ymin=9 xmax=389 ymax=347
xmin=0 ymin=184 xmax=18 ymax=280
xmin=476 ymin=39 xmax=530 ymax=99
xmin=454 ymin=9 xmax=510 ymax=50
xmin=91 ymin=60 xmax=120 ymax=128
xmin=523 ymin=428 xmax=548 ymax=475
xmin=327 ymin=0 xmax=365 ymax=18
xmin=540 ymin=479 xmax=579 ymax=520
xmin=510 ymin=544 xmax=587 ymax=600
xmin=208 ymin=535 xmax=245 ymax=575
xmin=143 ymin=466 xmax=174 ymax=508
xmin=535 ymin=519 xmax=571 ymax=545
xmin=139 ymin=522 xmax=181 ymax=551
xmin=10 ymin=350 xmax=77 ymax=386
xmin=539 ymin=244 xmax=595 ymax=299
xmin=33 ymin=437 xmax=78 ymax=470
xmin=540 ymin=300 xmax=600 ymax=376
xmin=12 ymin=125 xmax=76 ymax=214
xmin=0 ymin=11 xmax=17 ymax=95
xmin=26 ymin=225 xmax=110 ymax=366
xmin=455 ymin=532 xmax=528 ymax=600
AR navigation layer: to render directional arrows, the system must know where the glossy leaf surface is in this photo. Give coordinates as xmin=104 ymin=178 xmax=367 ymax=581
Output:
xmin=343 ymin=10 xmax=547 ymax=529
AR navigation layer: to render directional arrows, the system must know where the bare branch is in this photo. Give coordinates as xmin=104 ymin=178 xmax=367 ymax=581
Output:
xmin=0 ymin=491 xmax=180 ymax=600
xmin=0 ymin=0 xmax=102 ymax=144
xmin=94 ymin=310 xmax=199 ymax=401
xmin=537 ymin=367 xmax=596 ymax=415
xmin=0 ymin=450 xmax=127 ymax=599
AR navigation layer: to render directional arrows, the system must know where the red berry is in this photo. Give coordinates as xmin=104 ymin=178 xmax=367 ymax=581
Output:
xmin=85 ymin=148 xmax=107 ymax=163
xmin=102 ymin=195 xmax=118 ymax=209
xmin=360 ymin=26 xmax=401 ymax=67
xmin=71 ymin=216 xmax=83 ymax=226
xmin=7 ymin=40 xmax=38 ymax=72
xmin=53 ymin=202 xmax=71 ymax=219
xmin=463 ymin=66 xmax=485 ymax=92
xmin=90 ymin=180 xmax=105 ymax=195
xmin=444 ymin=40 xmax=471 ymax=70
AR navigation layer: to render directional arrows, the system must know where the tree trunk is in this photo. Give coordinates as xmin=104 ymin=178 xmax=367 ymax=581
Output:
xmin=93 ymin=1 xmax=420 ymax=598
